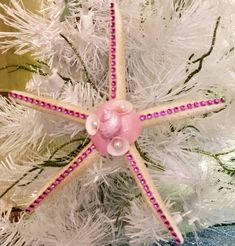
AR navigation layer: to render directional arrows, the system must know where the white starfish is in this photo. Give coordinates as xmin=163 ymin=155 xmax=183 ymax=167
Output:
xmin=7 ymin=2 xmax=226 ymax=245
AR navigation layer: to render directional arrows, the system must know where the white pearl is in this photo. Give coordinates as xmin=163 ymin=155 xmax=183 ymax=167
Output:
xmin=92 ymin=120 xmax=99 ymax=129
xmin=113 ymin=139 xmax=123 ymax=150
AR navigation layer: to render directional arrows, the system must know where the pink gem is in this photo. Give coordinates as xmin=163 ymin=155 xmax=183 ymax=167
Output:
xmin=62 ymin=172 xmax=69 ymax=178
xmin=147 ymin=114 xmax=152 ymax=119
xmin=75 ymin=112 xmax=80 ymax=117
xmin=111 ymin=93 xmax=116 ymax=99
xmin=175 ymin=239 xmax=181 ymax=245
xmin=72 ymin=162 xmax=78 ymax=168
xmin=52 ymin=105 xmax=57 ymax=110
xmin=12 ymin=93 xmax=18 ymax=98
xmin=111 ymin=67 xmax=116 ymax=73
xmin=46 ymin=103 xmax=51 ymax=109
xmin=153 ymin=203 xmax=159 ymax=208
xmin=23 ymin=96 xmax=29 ymax=102
xmin=111 ymin=10 xmax=115 ymax=16
xmin=82 ymin=153 xmax=87 ymax=159
xmin=173 ymin=107 xmax=179 ymax=113
xmin=66 ymin=167 xmax=73 ymax=173
xmin=172 ymin=232 xmax=177 ymax=238
xmin=40 ymin=101 xmax=45 ymax=107
xmin=154 ymin=112 xmax=159 ymax=118
xmin=63 ymin=109 xmax=69 ymax=114
xmin=17 ymin=94 xmax=23 ymax=99
xmin=150 ymin=197 xmax=156 ymax=203
xmin=25 ymin=208 xmax=32 ymax=213
xmin=86 ymin=148 xmax=92 ymax=154
xmin=200 ymin=101 xmax=207 ymax=106
xmin=110 ymin=2 xmax=114 ymax=8
xmin=54 ymin=179 xmax=61 ymax=185
xmin=180 ymin=105 xmax=186 ymax=111
xmin=111 ymin=87 xmax=116 ymax=92
xmin=187 ymin=103 xmax=193 ymax=109
xmin=130 ymin=161 xmax=136 ymax=166
xmin=139 ymin=115 xmax=146 ymax=121
xmin=167 ymin=109 xmax=173 ymax=114
xmin=8 ymin=92 xmax=13 ymax=97
xmin=50 ymin=183 xmax=56 ymax=189
xmin=144 ymin=185 xmax=149 ymax=191
xmin=161 ymin=215 xmax=167 ymax=220
xmin=160 ymin=110 xmax=166 ymax=116
xmin=80 ymin=114 xmax=86 ymax=119
xmin=140 ymin=179 xmax=146 ymax=185
xmin=194 ymin=102 xmax=199 ymax=107
xmin=157 ymin=208 xmax=163 ymax=215
xmin=57 ymin=107 xmax=63 ymax=112
xmin=134 ymin=167 xmax=139 ymax=173
xmin=214 ymin=98 xmax=220 ymax=104
xmin=111 ymin=41 xmax=116 ymax=47
xmin=111 ymin=61 xmax=116 ymax=66
xmin=137 ymin=173 xmax=142 ymax=179
xmin=112 ymin=81 xmax=116 ymax=86
xmin=111 ymin=16 xmax=115 ymax=22
xmin=91 ymin=144 xmax=96 ymax=150
xmin=111 ymin=48 xmax=116 ymax=53
xmin=111 ymin=28 xmax=115 ymax=34
xmin=127 ymin=154 xmax=133 ymax=160
xmin=111 ymin=22 xmax=115 ymax=28
xmin=111 ymin=34 xmax=115 ymax=40
xmin=207 ymin=99 xmax=213 ymax=105
xmin=29 ymin=98 xmax=34 ymax=103
xmin=221 ymin=97 xmax=225 ymax=103
xmin=29 ymin=204 xmax=35 ymax=209
xmin=164 ymin=221 xmax=170 ymax=226
xmin=69 ymin=110 xmax=75 ymax=116
xmin=147 ymin=191 xmax=152 ymax=197
xmin=168 ymin=226 xmax=174 ymax=232
xmin=58 ymin=176 xmax=64 ymax=181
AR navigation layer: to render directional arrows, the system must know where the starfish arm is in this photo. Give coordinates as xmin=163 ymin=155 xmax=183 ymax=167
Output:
xmin=139 ymin=97 xmax=226 ymax=128
xmin=25 ymin=143 xmax=99 ymax=214
xmin=8 ymin=91 xmax=91 ymax=124
xmin=125 ymin=145 xmax=184 ymax=245
xmin=109 ymin=2 xmax=126 ymax=100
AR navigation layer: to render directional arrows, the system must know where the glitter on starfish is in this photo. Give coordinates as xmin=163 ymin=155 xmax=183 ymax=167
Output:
xmin=7 ymin=2 xmax=226 ymax=245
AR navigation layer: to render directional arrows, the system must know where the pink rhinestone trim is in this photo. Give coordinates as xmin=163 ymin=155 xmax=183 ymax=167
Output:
xmin=110 ymin=2 xmax=117 ymax=99
xmin=126 ymin=152 xmax=182 ymax=245
xmin=139 ymin=98 xmax=226 ymax=122
xmin=25 ymin=144 xmax=96 ymax=214
xmin=8 ymin=92 xmax=88 ymax=120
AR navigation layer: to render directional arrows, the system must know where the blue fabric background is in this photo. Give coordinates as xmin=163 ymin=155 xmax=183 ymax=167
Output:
xmin=159 ymin=225 xmax=235 ymax=246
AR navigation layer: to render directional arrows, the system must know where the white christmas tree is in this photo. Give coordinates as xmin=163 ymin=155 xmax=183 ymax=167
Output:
xmin=0 ymin=0 xmax=235 ymax=245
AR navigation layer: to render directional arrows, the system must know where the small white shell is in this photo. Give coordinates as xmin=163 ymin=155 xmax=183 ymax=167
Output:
xmin=115 ymin=100 xmax=133 ymax=115
xmin=107 ymin=137 xmax=129 ymax=156
xmin=86 ymin=114 xmax=100 ymax=136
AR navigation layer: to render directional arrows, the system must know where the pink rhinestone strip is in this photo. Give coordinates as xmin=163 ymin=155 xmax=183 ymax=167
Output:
xmin=110 ymin=2 xmax=117 ymax=99
xmin=25 ymin=144 xmax=96 ymax=214
xmin=139 ymin=98 xmax=226 ymax=122
xmin=126 ymin=152 xmax=182 ymax=244
xmin=8 ymin=92 xmax=88 ymax=120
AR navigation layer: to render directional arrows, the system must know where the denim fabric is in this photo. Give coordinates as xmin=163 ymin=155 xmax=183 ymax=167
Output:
xmin=159 ymin=225 xmax=235 ymax=246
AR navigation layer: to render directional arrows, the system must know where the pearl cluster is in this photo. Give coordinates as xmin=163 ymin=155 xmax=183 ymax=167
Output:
xmin=126 ymin=153 xmax=182 ymax=245
xmin=25 ymin=144 xmax=96 ymax=214
xmin=8 ymin=92 xmax=88 ymax=120
xmin=139 ymin=98 xmax=226 ymax=122
xmin=110 ymin=2 xmax=117 ymax=99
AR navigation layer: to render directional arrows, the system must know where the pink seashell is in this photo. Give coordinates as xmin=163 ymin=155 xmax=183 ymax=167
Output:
xmin=107 ymin=137 xmax=129 ymax=156
xmin=85 ymin=114 xmax=100 ymax=136
xmin=99 ymin=110 xmax=121 ymax=139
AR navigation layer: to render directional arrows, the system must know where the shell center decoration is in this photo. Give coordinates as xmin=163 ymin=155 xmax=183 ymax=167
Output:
xmin=86 ymin=100 xmax=142 ymax=156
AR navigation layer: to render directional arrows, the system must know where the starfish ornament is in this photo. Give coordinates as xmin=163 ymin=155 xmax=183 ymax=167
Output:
xmin=7 ymin=2 xmax=226 ymax=245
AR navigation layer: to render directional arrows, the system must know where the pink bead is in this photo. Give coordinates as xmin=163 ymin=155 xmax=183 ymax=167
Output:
xmin=72 ymin=162 xmax=78 ymax=168
xmin=157 ymin=208 xmax=163 ymax=215
xmin=140 ymin=179 xmax=146 ymax=185
xmin=214 ymin=98 xmax=220 ymax=104
xmin=17 ymin=94 xmax=23 ymax=99
xmin=147 ymin=114 xmax=152 ymax=119
xmin=23 ymin=96 xmax=29 ymax=102
xmin=180 ymin=105 xmax=186 ymax=111
xmin=207 ymin=100 xmax=213 ymax=105
xmin=130 ymin=161 xmax=136 ymax=166
xmin=144 ymin=185 xmax=149 ymax=191
xmin=221 ymin=97 xmax=225 ymax=103
xmin=193 ymin=102 xmax=199 ymax=107
xmin=86 ymin=148 xmax=92 ymax=154
xmin=137 ymin=173 xmax=142 ymax=179
xmin=63 ymin=109 xmax=69 ymax=114
xmin=200 ymin=101 xmax=207 ymax=106
xmin=139 ymin=115 xmax=146 ymax=121
xmin=154 ymin=112 xmax=159 ymax=118
xmin=153 ymin=203 xmax=159 ymax=209
xmin=160 ymin=110 xmax=166 ymax=116
xmin=111 ymin=34 xmax=115 ymax=40
xmin=75 ymin=112 xmax=80 ymax=117
xmin=111 ymin=67 xmax=116 ymax=73
xmin=40 ymin=101 xmax=45 ymax=107
xmin=110 ymin=10 xmax=115 ymax=16
xmin=57 ymin=107 xmax=63 ymax=112
xmin=167 ymin=109 xmax=173 ymax=114
xmin=187 ymin=103 xmax=193 ymax=109
xmin=134 ymin=167 xmax=139 ymax=173
xmin=147 ymin=191 xmax=152 ymax=197
xmin=110 ymin=2 xmax=114 ymax=8
xmin=82 ymin=153 xmax=87 ymax=159
xmin=111 ymin=41 xmax=116 ymax=46
xmin=111 ymin=48 xmax=116 ymax=53
xmin=173 ymin=107 xmax=179 ymax=113
xmin=150 ymin=197 xmax=156 ymax=203
xmin=127 ymin=154 xmax=133 ymax=160
xmin=111 ymin=22 xmax=115 ymax=28
xmin=69 ymin=110 xmax=75 ymax=116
